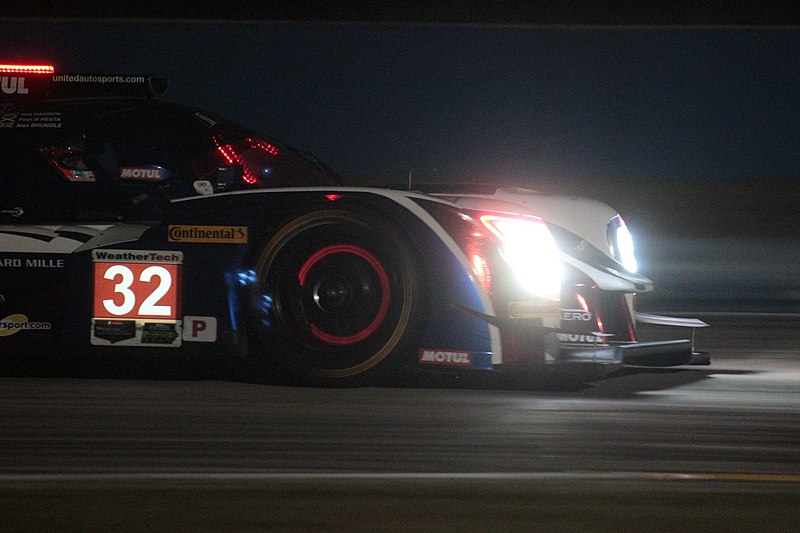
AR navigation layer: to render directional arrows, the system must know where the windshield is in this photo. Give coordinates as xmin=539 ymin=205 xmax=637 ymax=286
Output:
xmin=192 ymin=124 xmax=345 ymax=193
xmin=0 ymin=98 xmax=345 ymax=223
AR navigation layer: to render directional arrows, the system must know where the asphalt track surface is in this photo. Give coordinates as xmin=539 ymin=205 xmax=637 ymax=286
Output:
xmin=1 ymin=314 xmax=800 ymax=532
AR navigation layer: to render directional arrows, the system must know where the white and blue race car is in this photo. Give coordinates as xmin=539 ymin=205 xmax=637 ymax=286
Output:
xmin=408 ymin=184 xmax=710 ymax=367
xmin=1 ymin=64 xmax=574 ymax=386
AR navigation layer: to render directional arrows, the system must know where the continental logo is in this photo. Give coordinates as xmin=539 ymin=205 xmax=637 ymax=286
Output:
xmin=168 ymin=225 xmax=248 ymax=244
xmin=0 ymin=314 xmax=52 ymax=337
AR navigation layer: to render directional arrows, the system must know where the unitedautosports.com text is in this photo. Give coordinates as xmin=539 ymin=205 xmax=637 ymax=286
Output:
xmin=52 ymin=74 xmax=145 ymax=84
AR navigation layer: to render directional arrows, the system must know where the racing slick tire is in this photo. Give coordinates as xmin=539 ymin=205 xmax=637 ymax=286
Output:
xmin=249 ymin=209 xmax=424 ymax=386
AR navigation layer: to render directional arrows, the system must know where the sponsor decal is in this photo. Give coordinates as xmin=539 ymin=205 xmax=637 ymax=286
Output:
xmin=0 ymin=314 xmax=52 ymax=337
xmin=193 ymin=180 xmax=214 ymax=195
xmin=141 ymin=322 xmax=179 ymax=344
xmin=93 ymin=319 xmax=136 ymax=344
xmin=418 ymin=349 xmax=473 ymax=366
xmin=557 ymin=333 xmax=606 ymax=344
xmin=1 ymin=207 xmax=24 ymax=217
xmin=0 ymin=256 xmax=65 ymax=268
xmin=52 ymin=74 xmax=146 ymax=84
xmin=508 ymin=301 xmax=560 ymax=319
xmin=560 ymin=309 xmax=594 ymax=322
xmin=118 ymin=165 xmax=167 ymax=181
xmin=91 ymin=249 xmax=182 ymax=347
xmin=1 ymin=76 xmax=28 ymax=94
xmin=168 ymin=225 xmax=247 ymax=244
xmin=92 ymin=250 xmax=182 ymax=264
xmin=182 ymin=316 xmax=217 ymax=342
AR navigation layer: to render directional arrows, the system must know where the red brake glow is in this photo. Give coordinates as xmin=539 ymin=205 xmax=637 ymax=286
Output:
xmin=298 ymin=244 xmax=391 ymax=346
xmin=0 ymin=64 xmax=55 ymax=74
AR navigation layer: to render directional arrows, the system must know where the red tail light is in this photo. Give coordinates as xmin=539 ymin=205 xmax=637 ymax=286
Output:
xmin=0 ymin=64 xmax=55 ymax=74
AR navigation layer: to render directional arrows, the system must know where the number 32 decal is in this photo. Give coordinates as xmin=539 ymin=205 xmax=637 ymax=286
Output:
xmin=92 ymin=251 xmax=182 ymax=320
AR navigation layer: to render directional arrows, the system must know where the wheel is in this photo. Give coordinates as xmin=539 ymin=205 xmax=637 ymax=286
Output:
xmin=249 ymin=209 xmax=424 ymax=386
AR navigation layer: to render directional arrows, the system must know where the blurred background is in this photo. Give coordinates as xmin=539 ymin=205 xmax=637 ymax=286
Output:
xmin=3 ymin=11 xmax=799 ymax=314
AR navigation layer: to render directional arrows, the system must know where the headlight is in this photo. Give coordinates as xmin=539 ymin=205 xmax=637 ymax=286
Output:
xmin=606 ymin=214 xmax=638 ymax=273
xmin=479 ymin=213 xmax=561 ymax=301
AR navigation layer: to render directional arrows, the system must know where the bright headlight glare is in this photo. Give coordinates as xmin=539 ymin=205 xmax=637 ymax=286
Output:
xmin=608 ymin=215 xmax=638 ymax=273
xmin=479 ymin=214 xmax=561 ymax=300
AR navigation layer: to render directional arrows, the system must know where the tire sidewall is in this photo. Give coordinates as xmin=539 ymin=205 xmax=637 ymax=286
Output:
xmin=249 ymin=208 xmax=423 ymax=386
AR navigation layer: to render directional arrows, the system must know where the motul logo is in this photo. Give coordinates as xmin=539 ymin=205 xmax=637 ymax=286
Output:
xmin=418 ymin=349 xmax=472 ymax=366
xmin=119 ymin=166 xmax=165 ymax=181
xmin=1 ymin=76 xmax=28 ymax=94
xmin=557 ymin=333 xmax=605 ymax=344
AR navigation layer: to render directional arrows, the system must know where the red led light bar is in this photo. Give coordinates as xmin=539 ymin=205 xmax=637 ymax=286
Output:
xmin=0 ymin=64 xmax=55 ymax=74
xmin=213 ymin=136 xmax=280 ymax=185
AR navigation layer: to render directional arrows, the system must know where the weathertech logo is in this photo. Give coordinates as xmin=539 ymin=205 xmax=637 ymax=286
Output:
xmin=418 ymin=349 xmax=472 ymax=366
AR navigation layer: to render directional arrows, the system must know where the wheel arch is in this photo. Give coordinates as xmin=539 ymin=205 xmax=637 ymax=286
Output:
xmin=244 ymin=203 xmax=427 ymax=386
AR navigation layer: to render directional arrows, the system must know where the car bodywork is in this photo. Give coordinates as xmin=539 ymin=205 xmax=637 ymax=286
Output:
xmin=408 ymin=184 xmax=710 ymax=367
xmin=1 ymin=66 xmax=575 ymax=386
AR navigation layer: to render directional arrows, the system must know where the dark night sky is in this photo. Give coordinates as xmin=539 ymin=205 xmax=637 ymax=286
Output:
xmin=3 ymin=19 xmax=800 ymax=185
xmin=4 ymin=11 xmax=800 ymax=311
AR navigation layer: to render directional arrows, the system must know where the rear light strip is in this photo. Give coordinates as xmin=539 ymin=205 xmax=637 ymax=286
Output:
xmin=0 ymin=64 xmax=55 ymax=74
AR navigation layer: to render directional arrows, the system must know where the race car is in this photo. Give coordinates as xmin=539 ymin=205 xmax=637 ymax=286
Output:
xmin=404 ymin=183 xmax=710 ymax=367
xmin=0 ymin=64 xmax=570 ymax=386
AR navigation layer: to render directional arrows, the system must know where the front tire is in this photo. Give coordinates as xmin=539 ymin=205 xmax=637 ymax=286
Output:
xmin=249 ymin=209 xmax=423 ymax=386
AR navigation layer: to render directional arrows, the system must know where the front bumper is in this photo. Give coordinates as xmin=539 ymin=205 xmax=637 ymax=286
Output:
xmin=558 ymin=338 xmax=710 ymax=367
xmin=555 ymin=311 xmax=711 ymax=368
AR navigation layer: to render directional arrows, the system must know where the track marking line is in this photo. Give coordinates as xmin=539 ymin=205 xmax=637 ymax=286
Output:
xmin=1 ymin=471 xmax=799 ymax=484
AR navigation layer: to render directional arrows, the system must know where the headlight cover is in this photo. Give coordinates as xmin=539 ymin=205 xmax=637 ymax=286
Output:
xmin=479 ymin=213 xmax=561 ymax=301
xmin=606 ymin=214 xmax=638 ymax=273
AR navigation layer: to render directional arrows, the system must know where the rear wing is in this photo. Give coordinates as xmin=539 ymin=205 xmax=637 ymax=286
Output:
xmin=1 ymin=64 xmax=168 ymax=101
